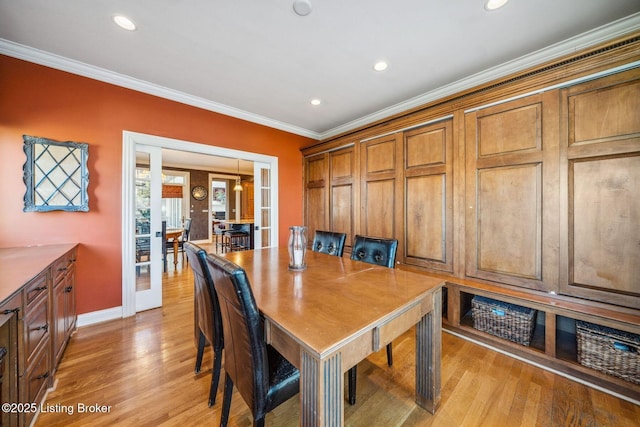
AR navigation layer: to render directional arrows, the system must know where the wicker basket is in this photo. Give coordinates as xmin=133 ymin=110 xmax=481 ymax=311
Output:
xmin=471 ymin=296 xmax=537 ymax=346
xmin=576 ymin=321 xmax=639 ymax=384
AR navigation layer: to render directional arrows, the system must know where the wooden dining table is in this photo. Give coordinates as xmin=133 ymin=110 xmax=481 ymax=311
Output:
xmin=208 ymin=246 xmax=444 ymax=426
xmin=166 ymin=228 xmax=183 ymax=269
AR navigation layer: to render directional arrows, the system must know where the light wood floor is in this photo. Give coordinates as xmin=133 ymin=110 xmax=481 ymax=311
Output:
xmin=36 ymin=259 xmax=639 ymax=427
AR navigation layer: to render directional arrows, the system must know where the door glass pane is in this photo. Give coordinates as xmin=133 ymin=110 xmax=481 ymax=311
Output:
xmin=135 ymin=157 xmax=151 ymax=291
xmin=259 ymin=167 xmax=271 ymax=248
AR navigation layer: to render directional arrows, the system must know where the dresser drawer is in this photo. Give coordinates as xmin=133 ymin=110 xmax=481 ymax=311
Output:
xmin=24 ymin=271 xmax=48 ymax=309
xmin=22 ymin=343 xmax=50 ymax=426
xmin=52 ymin=249 xmax=76 ymax=284
xmin=24 ymin=294 xmax=49 ymax=363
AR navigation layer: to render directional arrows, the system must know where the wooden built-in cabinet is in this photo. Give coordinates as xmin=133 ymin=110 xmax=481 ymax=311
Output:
xmin=302 ymin=34 xmax=640 ymax=402
xmin=464 ymin=92 xmax=560 ymax=292
xmin=0 ymin=244 xmax=77 ymax=426
xmin=403 ymin=119 xmax=454 ymax=273
xmin=304 ymin=145 xmax=358 ymax=252
xmin=559 ymin=69 xmax=640 ymax=309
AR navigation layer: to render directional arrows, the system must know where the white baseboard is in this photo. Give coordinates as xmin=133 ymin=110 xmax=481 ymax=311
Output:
xmin=77 ymin=306 xmax=123 ymax=327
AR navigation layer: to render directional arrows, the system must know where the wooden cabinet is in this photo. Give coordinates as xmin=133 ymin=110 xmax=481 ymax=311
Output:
xmin=559 ymin=69 xmax=640 ymax=309
xmin=304 ymin=145 xmax=358 ymax=250
xmin=22 ymin=271 xmax=50 ymax=427
xmin=52 ymin=248 xmax=77 ymax=369
xmin=0 ymin=244 xmax=77 ymax=426
xmin=241 ymin=181 xmax=254 ymax=220
xmin=464 ymin=92 xmax=560 ymax=292
xmin=302 ymin=41 xmax=640 ymax=402
xmin=403 ymin=119 xmax=454 ymax=273
xmin=0 ymin=293 xmax=21 ymax=427
xmin=360 ymin=134 xmax=401 ymax=240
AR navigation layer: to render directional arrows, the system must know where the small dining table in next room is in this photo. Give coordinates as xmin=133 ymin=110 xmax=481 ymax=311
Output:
xmin=203 ymin=245 xmax=444 ymax=426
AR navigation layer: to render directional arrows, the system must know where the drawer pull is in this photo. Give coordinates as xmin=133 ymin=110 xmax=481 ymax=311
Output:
xmin=34 ymin=324 xmax=49 ymax=332
xmin=2 ymin=308 xmax=19 ymax=315
xmin=36 ymin=371 xmax=50 ymax=380
xmin=65 ymin=286 xmax=73 ymax=293
xmin=33 ymin=286 xmax=48 ymax=292
xmin=58 ymin=267 xmax=68 ymax=271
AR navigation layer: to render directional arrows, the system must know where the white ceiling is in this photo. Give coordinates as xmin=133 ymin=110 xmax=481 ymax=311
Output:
xmin=1 ymin=1 xmax=639 ymax=143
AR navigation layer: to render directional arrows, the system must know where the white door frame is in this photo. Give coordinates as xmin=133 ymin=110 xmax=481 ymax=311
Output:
xmin=122 ymin=130 xmax=279 ymax=317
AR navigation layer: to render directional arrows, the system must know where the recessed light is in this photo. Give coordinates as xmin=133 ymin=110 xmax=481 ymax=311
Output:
xmin=310 ymin=99 xmax=321 ymax=106
xmin=293 ymin=0 xmax=312 ymax=16
xmin=484 ymin=0 xmax=509 ymax=11
xmin=373 ymin=61 xmax=388 ymax=72
xmin=113 ymin=15 xmax=136 ymax=31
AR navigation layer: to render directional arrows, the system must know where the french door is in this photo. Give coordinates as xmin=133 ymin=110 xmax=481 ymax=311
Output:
xmin=253 ymin=161 xmax=273 ymax=249
xmin=133 ymin=145 xmax=163 ymax=312
xmin=122 ymin=131 xmax=279 ymax=317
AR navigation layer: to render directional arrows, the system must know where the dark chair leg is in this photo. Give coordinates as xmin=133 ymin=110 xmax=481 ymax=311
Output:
xmin=254 ymin=417 xmax=265 ymax=427
xmin=220 ymin=374 xmax=233 ymax=427
xmin=348 ymin=366 xmax=357 ymax=405
xmin=386 ymin=342 xmax=393 ymax=366
xmin=195 ymin=331 xmax=206 ymax=373
xmin=209 ymin=348 xmax=223 ymax=407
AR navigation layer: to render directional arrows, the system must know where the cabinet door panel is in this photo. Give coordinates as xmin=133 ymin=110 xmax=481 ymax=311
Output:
xmin=361 ymin=135 xmax=400 ymax=241
xmin=306 ymin=155 xmax=326 ymax=185
xmin=570 ymin=155 xmax=640 ymax=295
xmin=305 ymin=186 xmax=326 ymax=242
xmin=331 ymin=149 xmax=354 ymax=180
xmin=406 ymin=174 xmax=445 ymax=262
xmin=403 ymin=119 xmax=454 ymax=272
xmin=331 ymin=184 xmax=353 ymax=245
xmin=478 ymin=101 xmax=541 ymax=157
xmin=477 ymin=164 xmax=541 ymax=280
xmin=304 ymin=154 xmax=328 ymax=242
xmin=570 ymin=79 xmax=640 ymax=145
xmin=402 ymin=120 xmax=454 ymax=272
xmin=363 ymin=179 xmax=396 ymax=238
xmin=561 ymin=69 xmax=640 ymax=309
xmin=406 ymin=127 xmax=446 ymax=167
xmin=330 ymin=147 xmax=357 ymax=248
xmin=466 ymin=92 xmax=558 ymax=291
xmin=365 ymin=137 xmax=396 ymax=174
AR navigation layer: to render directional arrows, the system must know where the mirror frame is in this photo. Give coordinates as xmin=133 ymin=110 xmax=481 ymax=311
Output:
xmin=22 ymin=135 xmax=89 ymax=212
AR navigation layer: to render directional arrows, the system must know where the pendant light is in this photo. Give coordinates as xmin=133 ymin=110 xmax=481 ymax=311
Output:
xmin=233 ymin=160 xmax=243 ymax=192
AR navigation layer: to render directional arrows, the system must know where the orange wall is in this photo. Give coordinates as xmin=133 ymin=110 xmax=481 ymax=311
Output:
xmin=0 ymin=55 xmax=312 ymax=315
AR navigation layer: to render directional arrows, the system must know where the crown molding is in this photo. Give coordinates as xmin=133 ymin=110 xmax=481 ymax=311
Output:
xmin=0 ymin=39 xmax=321 ymax=140
xmin=1 ymin=12 xmax=638 ymax=142
xmin=318 ymin=12 xmax=640 ymax=140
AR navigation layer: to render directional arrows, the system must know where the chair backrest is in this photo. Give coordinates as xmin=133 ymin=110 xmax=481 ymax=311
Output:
xmin=350 ymin=235 xmax=398 ymax=268
xmin=183 ymin=218 xmax=192 ymax=241
xmin=312 ymin=230 xmax=347 ymax=257
xmin=184 ymin=242 xmax=224 ymax=351
xmin=204 ymin=253 xmax=269 ymax=416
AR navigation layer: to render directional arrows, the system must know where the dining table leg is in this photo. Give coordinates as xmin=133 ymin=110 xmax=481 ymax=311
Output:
xmin=173 ymin=239 xmax=179 ymax=269
xmin=300 ymin=349 xmax=343 ymax=426
xmin=415 ymin=288 xmax=442 ymax=413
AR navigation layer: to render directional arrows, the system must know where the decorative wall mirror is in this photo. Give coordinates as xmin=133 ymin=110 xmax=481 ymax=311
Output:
xmin=23 ymin=135 xmax=89 ymax=212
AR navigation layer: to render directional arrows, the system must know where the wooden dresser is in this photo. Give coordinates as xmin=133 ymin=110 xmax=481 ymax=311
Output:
xmin=0 ymin=244 xmax=78 ymax=426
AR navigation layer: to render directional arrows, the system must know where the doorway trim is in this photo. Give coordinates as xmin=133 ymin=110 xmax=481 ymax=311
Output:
xmin=122 ymin=130 xmax=279 ymax=317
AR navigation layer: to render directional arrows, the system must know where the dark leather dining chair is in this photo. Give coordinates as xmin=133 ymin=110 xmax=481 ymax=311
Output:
xmin=311 ymin=230 xmax=347 ymax=257
xmin=184 ymin=242 xmax=224 ymax=407
xmin=348 ymin=234 xmax=398 ymax=405
xmin=204 ymin=253 xmax=300 ymax=427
